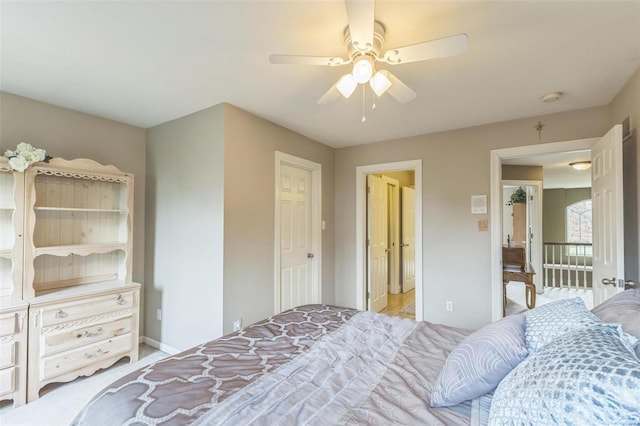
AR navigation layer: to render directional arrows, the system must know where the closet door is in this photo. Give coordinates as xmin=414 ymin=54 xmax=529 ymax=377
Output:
xmin=401 ymin=187 xmax=415 ymax=293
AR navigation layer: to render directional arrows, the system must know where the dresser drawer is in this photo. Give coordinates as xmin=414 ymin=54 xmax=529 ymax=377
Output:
xmin=0 ymin=342 xmax=15 ymax=369
xmin=0 ymin=314 xmax=17 ymax=337
xmin=41 ymin=333 xmax=132 ymax=381
xmin=42 ymin=317 xmax=132 ymax=357
xmin=0 ymin=367 xmax=15 ymax=398
xmin=40 ymin=292 xmax=134 ymax=327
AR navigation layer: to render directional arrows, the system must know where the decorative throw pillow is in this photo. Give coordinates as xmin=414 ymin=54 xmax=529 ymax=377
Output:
xmin=430 ymin=314 xmax=528 ymax=407
xmin=489 ymin=324 xmax=640 ymax=425
xmin=524 ymin=297 xmax=600 ymax=352
xmin=592 ymin=289 xmax=640 ymax=358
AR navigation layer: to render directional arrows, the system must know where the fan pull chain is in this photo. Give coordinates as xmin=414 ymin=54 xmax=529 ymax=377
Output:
xmin=362 ymin=84 xmax=366 ymax=123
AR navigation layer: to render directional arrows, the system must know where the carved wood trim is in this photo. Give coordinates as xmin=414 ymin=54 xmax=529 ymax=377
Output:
xmin=41 ymin=309 xmax=132 ymax=334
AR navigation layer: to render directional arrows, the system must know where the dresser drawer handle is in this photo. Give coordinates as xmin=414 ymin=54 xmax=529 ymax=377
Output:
xmin=55 ymin=310 xmax=66 ymax=318
xmin=83 ymin=349 xmax=103 ymax=359
xmin=116 ymin=294 xmax=126 ymax=305
xmin=82 ymin=327 xmax=103 ymax=338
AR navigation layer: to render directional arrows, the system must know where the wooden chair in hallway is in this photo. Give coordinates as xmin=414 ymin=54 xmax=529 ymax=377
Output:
xmin=502 ymin=246 xmax=536 ymax=316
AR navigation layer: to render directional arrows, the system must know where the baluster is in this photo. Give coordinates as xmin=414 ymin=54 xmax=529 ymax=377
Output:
xmin=552 ymin=245 xmax=556 ymax=288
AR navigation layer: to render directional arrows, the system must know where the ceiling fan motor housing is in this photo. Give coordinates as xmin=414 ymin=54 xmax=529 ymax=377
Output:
xmin=344 ymin=20 xmax=385 ymax=59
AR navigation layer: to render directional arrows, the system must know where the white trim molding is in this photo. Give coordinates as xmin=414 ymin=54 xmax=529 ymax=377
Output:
xmin=355 ymin=160 xmax=423 ymax=320
xmin=141 ymin=336 xmax=180 ymax=355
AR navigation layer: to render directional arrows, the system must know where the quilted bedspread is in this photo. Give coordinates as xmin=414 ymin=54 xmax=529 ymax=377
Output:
xmin=72 ymin=304 xmax=477 ymax=425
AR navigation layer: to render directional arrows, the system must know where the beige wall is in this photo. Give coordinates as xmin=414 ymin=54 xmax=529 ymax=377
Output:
xmin=609 ymin=66 xmax=640 ymax=282
xmin=223 ymin=105 xmax=335 ymax=333
xmin=502 ymin=165 xmax=543 ymax=181
xmin=0 ymin=91 xmax=147 ymax=328
xmin=381 ymin=171 xmax=415 ymax=187
xmin=334 ymin=106 xmax=611 ymax=330
xmin=4 ymin=64 xmax=638 ymax=346
xmin=543 ymin=188 xmax=592 ymax=243
xmin=146 ymin=105 xmax=225 ymax=350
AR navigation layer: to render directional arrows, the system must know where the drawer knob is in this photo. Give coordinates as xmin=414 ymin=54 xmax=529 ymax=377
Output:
xmin=55 ymin=310 xmax=66 ymax=318
xmin=83 ymin=349 xmax=103 ymax=359
xmin=116 ymin=294 xmax=125 ymax=305
xmin=83 ymin=327 xmax=103 ymax=338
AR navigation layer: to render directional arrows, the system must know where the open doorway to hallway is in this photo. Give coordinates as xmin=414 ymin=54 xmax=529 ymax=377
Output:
xmin=366 ymin=171 xmax=416 ymax=319
xmin=492 ymin=124 xmax=637 ymax=321
xmin=355 ymin=160 xmax=423 ymax=321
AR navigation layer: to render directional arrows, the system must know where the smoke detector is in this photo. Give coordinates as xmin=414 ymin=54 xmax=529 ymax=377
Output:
xmin=541 ymin=92 xmax=563 ymax=103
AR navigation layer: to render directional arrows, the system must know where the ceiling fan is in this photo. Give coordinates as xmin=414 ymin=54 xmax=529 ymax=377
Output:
xmin=269 ymin=0 xmax=468 ymax=105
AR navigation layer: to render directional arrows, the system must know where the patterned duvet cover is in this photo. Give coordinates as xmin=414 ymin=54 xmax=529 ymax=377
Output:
xmin=72 ymin=304 xmax=481 ymax=425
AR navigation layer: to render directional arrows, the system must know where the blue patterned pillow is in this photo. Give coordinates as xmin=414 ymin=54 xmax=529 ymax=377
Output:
xmin=525 ymin=297 xmax=600 ymax=352
xmin=430 ymin=314 xmax=528 ymax=407
xmin=489 ymin=324 xmax=640 ymax=425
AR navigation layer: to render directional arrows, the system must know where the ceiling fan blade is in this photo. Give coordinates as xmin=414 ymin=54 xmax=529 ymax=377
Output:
xmin=269 ymin=54 xmax=350 ymax=67
xmin=380 ymin=71 xmax=416 ymax=103
xmin=344 ymin=0 xmax=375 ymax=52
xmin=380 ymin=33 xmax=468 ymax=64
xmin=317 ymin=82 xmax=342 ymax=105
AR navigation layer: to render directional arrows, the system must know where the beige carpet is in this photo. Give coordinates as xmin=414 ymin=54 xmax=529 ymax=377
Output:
xmin=505 ymin=282 xmax=594 ymax=316
xmin=0 ymin=344 xmax=167 ymax=426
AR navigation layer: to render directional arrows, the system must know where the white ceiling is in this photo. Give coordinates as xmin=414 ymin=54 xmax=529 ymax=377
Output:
xmin=503 ymin=150 xmax=592 ymax=189
xmin=1 ymin=1 xmax=639 ymax=148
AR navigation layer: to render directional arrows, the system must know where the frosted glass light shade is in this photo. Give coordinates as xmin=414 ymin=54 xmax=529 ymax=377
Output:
xmin=352 ymin=56 xmax=374 ymax=84
xmin=369 ymin=71 xmax=392 ymax=96
xmin=569 ymin=161 xmax=591 ymax=171
xmin=336 ymin=74 xmax=357 ymax=98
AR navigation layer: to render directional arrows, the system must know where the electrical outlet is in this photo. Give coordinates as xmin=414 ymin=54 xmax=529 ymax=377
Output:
xmin=446 ymin=301 xmax=454 ymax=312
xmin=156 ymin=309 xmax=162 ymax=321
xmin=233 ymin=318 xmax=242 ymax=331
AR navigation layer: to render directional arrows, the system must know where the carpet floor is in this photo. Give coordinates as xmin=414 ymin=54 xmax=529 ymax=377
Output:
xmin=0 ymin=344 xmax=167 ymax=426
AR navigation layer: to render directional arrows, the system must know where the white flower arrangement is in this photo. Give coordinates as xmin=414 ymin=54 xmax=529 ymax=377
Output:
xmin=3 ymin=143 xmax=52 ymax=172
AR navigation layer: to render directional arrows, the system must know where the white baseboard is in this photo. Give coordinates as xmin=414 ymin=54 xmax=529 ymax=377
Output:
xmin=139 ymin=335 xmax=180 ymax=355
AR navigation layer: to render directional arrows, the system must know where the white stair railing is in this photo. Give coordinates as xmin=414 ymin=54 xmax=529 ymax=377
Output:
xmin=543 ymin=242 xmax=592 ymax=290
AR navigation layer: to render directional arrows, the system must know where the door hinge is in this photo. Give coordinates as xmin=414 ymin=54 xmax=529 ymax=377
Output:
xmin=367 ymin=291 xmax=370 ymax=299
xmin=367 ymin=186 xmax=370 ymax=194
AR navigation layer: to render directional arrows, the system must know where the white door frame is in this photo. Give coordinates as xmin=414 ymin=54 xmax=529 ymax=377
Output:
xmin=274 ymin=151 xmax=322 ymax=313
xmin=356 ymin=160 xmax=423 ymax=320
xmin=490 ymin=138 xmax=596 ymax=321
xmin=502 ymin=180 xmax=543 ymax=294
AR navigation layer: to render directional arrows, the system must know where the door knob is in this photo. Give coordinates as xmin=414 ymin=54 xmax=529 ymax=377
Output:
xmin=307 ymin=253 xmax=314 ymax=259
xmin=625 ymin=280 xmax=637 ymax=289
xmin=601 ymin=277 xmax=617 ymax=286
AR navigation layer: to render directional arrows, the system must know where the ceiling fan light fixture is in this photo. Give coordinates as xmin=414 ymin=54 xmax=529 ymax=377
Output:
xmin=336 ymin=74 xmax=358 ymax=98
xmin=352 ymin=56 xmax=374 ymax=84
xmin=369 ymin=71 xmax=392 ymax=96
xmin=569 ymin=161 xmax=591 ymax=171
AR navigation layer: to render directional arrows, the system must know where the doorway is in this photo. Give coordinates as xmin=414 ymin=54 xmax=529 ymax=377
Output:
xmin=274 ymin=152 xmax=322 ymax=313
xmin=491 ymin=126 xmax=627 ymax=321
xmin=355 ymin=160 xmax=423 ymax=321
xmin=366 ymin=172 xmax=416 ymax=318
xmin=501 ymin=180 xmax=546 ymax=316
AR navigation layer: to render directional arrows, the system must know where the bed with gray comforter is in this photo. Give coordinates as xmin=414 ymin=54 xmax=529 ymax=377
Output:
xmin=72 ymin=304 xmax=487 ymax=425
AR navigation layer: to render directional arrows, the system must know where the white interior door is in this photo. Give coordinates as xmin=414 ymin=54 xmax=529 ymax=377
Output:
xmin=401 ymin=187 xmax=416 ymax=293
xmin=368 ymin=175 xmax=388 ymax=312
xmin=381 ymin=176 xmax=401 ymax=295
xmin=592 ymin=124 xmax=625 ymax=306
xmin=279 ymin=163 xmax=315 ymax=311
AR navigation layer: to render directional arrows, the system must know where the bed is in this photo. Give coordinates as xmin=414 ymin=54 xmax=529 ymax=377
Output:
xmin=73 ymin=290 xmax=640 ymax=425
